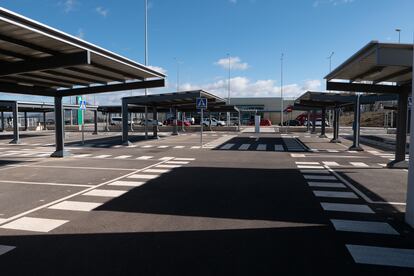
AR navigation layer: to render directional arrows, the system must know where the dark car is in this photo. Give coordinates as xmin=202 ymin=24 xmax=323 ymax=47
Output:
xmin=163 ymin=118 xmax=191 ymax=126
xmin=279 ymin=119 xmax=300 ymax=126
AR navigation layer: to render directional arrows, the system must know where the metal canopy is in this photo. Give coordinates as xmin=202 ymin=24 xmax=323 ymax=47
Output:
xmin=0 ymin=100 xmax=97 ymax=113
xmin=295 ymin=91 xmax=398 ymax=108
xmin=123 ymin=90 xmax=226 ymax=107
xmin=0 ymin=7 xmax=165 ymax=97
xmin=325 ymin=41 xmax=412 ymax=85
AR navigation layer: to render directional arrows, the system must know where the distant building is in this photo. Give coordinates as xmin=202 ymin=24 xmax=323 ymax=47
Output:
xmin=229 ymin=97 xmax=301 ymax=124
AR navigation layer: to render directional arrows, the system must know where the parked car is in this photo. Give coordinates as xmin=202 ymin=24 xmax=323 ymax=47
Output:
xmin=164 ymin=118 xmax=191 ymax=126
xmin=248 ymin=119 xmax=272 ymax=126
xmin=279 ymin=119 xmax=300 ymax=126
xmin=304 ymin=119 xmax=330 ymax=127
xmin=201 ymin=118 xmax=226 ymax=126
xmin=139 ymin=119 xmax=163 ymax=126
xmin=186 ymin=117 xmax=195 ymax=125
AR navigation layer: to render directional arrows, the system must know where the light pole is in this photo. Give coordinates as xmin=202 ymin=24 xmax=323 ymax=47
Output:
xmin=175 ymin=57 xmax=181 ymax=92
xmin=227 ymin=53 xmax=231 ymax=126
xmin=280 ymin=53 xmax=284 ymax=130
xmin=328 ymin=51 xmax=334 ymax=73
xmin=396 ymin=29 xmax=401 ymax=43
xmin=144 ymin=0 xmax=149 ymax=139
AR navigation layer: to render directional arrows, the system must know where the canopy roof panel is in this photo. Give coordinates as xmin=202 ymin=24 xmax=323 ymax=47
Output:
xmin=325 ymin=41 xmax=412 ymax=85
xmin=123 ymin=90 xmax=226 ymax=108
xmin=0 ymin=100 xmax=97 ymax=112
xmin=0 ymin=8 xmax=165 ymax=96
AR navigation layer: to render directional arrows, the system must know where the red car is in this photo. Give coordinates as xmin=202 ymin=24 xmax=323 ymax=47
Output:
xmin=248 ymin=119 xmax=272 ymax=126
xmin=163 ymin=119 xmax=191 ymax=126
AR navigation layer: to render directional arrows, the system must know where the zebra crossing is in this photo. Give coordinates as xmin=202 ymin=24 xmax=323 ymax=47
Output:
xmin=367 ymin=150 xmax=410 ymax=161
xmin=294 ymin=160 xmax=414 ymax=269
xmin=0 ymin=157 xmax=194 ymax=236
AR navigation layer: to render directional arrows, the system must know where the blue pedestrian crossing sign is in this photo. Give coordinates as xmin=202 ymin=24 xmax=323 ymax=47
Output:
xmin=79 ymin=100 xmax=87 ymax=110
xmin=196 ymin=97 xmax=207 ymax=109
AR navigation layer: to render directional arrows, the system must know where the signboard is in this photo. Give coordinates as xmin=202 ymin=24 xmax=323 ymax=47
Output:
xmin=196 ymin=97 xmax=207 ymax=109
xmin=79 ymin=100 xmax=87 ymax=110
xmin=77 ymin=96 xmax=83 ymax=125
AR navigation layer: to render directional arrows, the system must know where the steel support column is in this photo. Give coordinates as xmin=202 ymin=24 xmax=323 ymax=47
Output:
xmin=406 ymin=56 xmax=414 ymax=228
xmin=306 ymin=111 xmax=310 ymax=132
xmin=51 ymin=96 xmax=67 ymax=157
xmin=330 ymin=107 xmax=341 ymax=143
xmin=24 ymin=112 xmax=28 ymax=131
xmin=238 ymin=111 xmax=241 ymax=132
xmin=93 ymin=110 xmax=98 ymax=135
xmin=172 ymin=108 xmax=178 ymax=135
xmin=388 ymin=92 xmax=409 ymax=168
xmin=121 ymin=100 xmax=131 ymax=145
xmin=181 ymin=111 xmax=185 ymax=132
xmin=311 ymin=110 xmax=316 ymax=134
xmin=105 ymin=113 xmax=110 ymax=131
xmin=43 ymin=112 xmax=47 ymax=130
xmin=152 ymin=106 xmax=159 ymax=139
xmin=319 ymin=107 xmax=327 ymax=138
xmin=9 ymin=102 xmax=19 ymax=144
xmin=349 ymin=94 xmax=363 ymax=151
xmin=0 ymin=111 xmax=4 ymax=132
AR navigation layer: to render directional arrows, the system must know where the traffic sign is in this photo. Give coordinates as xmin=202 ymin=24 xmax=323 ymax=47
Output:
xmin=79 ymin=100 xmax=87 ymax=110
xmin=196 ymin=97 xmax=207 ymax=109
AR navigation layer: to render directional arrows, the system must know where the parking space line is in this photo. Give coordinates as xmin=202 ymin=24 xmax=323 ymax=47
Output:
xmin=136 ymin=156 xmax=153 ymax=160
xmin=303 ymin=175 xmax=337 ymax=180
xmin=83 ymin=189 xmax=127 ymax=198
xmin=48 ymin=201 xmax=103 ymax=212
xmin=313 ymin=190 xmax=358 ymax=199
xmin=109 ymin=181 xmax=145 ymax=187
xmin=331 ymin=219 xmax=398 ymax=235
xmin=0 ymin=180 xmax=94 ymax=188
xmin=0 ymin=245 xmax=16 ymax=256
xmin=346 ymin=245 xmax=414 ymax=268
xmin=1 ymin=217 xmax=69 ymax=233
xmin=308 ymin=182 xmax=346 ymax=188
xmin=166 ymin=161 xmax=189 ymax=165
xmin=93 ymin=155 xmax=112 ymax=159
xmin=143 ymin=169 xmax=170 ymax=173
xmin=114 ymin=155 xmax=132 ymax=159
xmin=320 ymin=202 xmax=374 ymax=213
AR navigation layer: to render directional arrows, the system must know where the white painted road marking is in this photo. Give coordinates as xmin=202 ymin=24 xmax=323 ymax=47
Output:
xmin=136 ymin=156 xmax=153 ymax=160
xmin=1 ymin=217 xmax=68 ymax=232
xmin=93 ymin=155 xmax=111 ymax=159
xmin=238 ymin=144 xmax=250 ymax=150
xmin=174 ymin=158 xmax=195 ymax=161
xmin=322 ymin=161 xmax=340 ymax=166
xmin=346 ymin=245 xmax=414 ymax=268
xmin=300 ymin=169 xmax=330 ymax=174
xmin=109 ymin=181 xmax=145 ymax=187
xmin=303 ymin=175 xmax=337 ymax=180
xmin=115 ymin=155 xmax=131 ymax=159
xmin=295 ymin=161 xmax=320 ymax=165
xmin=331 ymin=219 xmax=399 ymax=235
xmin=350 ymin=162 xmax=369 ymax=167
xmin=0 ymin=245 xmax=15 ymax=256
xmin=257 ymin=144 xmax=267 ymax=151
xmin=220 ymin=143 xmax=235 ymax=150
xmin=166 ymin=161 xmax=189 ymax=165
xmin=320 ymin=202 xmax=374 ymax=214
xmin=297 ymin=165 xmax=324 ymax=169
xmin=83 ymin=189 xmax=127 ymax=198
xmin=156 ymin=164 xmax=182 ymax=168
xmin=143 ymin=168 xmax=170 ymax=174
xmin=128 ymin=174 xmax=159 ymax=180
xmin=308 ymin=182 xmax=346 ymax=188
xmin=313 ymin=191 xmax=358 ymax=199
xmin=49 ymin=201 xmax=102 ymax=212
xmin=274 ymin=145 xmax=284 ymax=152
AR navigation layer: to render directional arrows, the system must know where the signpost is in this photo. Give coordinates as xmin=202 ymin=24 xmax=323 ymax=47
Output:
xmin=196 ymin=98 xmax=207 ymax=148
xmin=79 ymin=99 xmax=86 ymax=145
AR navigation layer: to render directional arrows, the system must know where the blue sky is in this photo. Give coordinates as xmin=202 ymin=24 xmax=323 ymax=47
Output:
xmin=1 ymin=0 xmax=414 ymax=103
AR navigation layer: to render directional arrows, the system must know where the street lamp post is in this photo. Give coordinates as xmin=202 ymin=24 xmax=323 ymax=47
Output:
xmin=280 ymin=53 xmax=284 ymax=131
xmin=144 ymin=0 xmax=149 ymax=139
xmin=227 ymin=53 xmax=231 ymax=126
xmin=396 ymin=29 xmax=401 ymax=43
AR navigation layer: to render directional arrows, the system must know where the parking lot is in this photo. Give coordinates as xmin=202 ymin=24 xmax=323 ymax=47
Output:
xmin=0 ymin=127 xmax=413 ymax=275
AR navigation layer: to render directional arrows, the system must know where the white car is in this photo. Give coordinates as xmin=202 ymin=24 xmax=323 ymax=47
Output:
xmin=304 ymin=119 xmax=330 ymax=127
xmin=202 ymin=118 xmax=226 ymax=126
xmin=139 ymin=119 xmax=163 ymax=126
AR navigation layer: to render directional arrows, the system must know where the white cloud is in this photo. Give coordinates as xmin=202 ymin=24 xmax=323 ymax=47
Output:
xmin=148 ymin=65 xmax=167 ymax=75
xmin=215 ymin=56 xmax=249 ymax=70
xmin=313 ymin=0 xmax=354 ymax=7
xmin=76 ymin=28 xmax=85 ymax=39
xmin=229 ymin=0 xmax=237 ymax=4
xmin=95 ymin=6 xmax=109 ymax=17
xmin=180 ymin=77 xmax=321 ymax=99
xmin=61 ymin=0 xmax=77 ymax=13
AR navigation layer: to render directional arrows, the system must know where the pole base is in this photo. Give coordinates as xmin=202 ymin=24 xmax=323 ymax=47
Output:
xmin=386 ymin=160 xmax=408 ymax=169
xmin=122 ymin=140 xmax=132 ymax=146
xmin=9 ymin=139 xmax=20 ymax=144
xmin=319 ymin=134 xmax=327 ymax=138
xmin=171 ymin=133 xmax=179 ymax=136
xmin=92 ymin=131 xmax=98 ymax=135
xmin=348 ymin=145 xmax=364 ymax=151
xmin=311 ymin=131 xmax=317 ymax=134
xmin=50 ymin=150 xmax=70 ymax=158
xmin=330 ymin=139 xmax=341 ymax=143
xmin=152 ymin=135 xmax=160 ymax=140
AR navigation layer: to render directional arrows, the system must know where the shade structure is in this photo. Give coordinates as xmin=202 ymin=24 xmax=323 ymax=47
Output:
xmin=0 ymin=7 xmax=166 ymax=156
